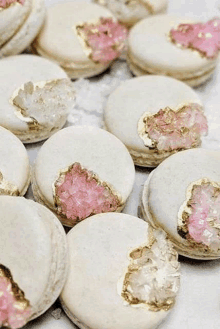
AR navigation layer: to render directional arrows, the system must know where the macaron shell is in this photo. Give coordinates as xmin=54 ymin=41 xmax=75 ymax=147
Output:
xmin=0 ymin=0 xmax=46 ymax=57
xmin=0 ymin=0 xmax=31 ymax=47
xmin=104 ymin=75 xmax=202 ymax=153
xmin=128 ymin=15 xmax=217 ymax=80
xmin=0 ymin=55 xmax=68 ymax=133
xmin=0 ymin=126 xmax=30 ymax=194
xmin=144 ymin=149 xmax=220 ymax=258
xmin=61 ymin=213 xmax=168 ymax=329
xmin=34 ymin=126 xmax=135 ymax=208
xmin=34 ymin=2 xmax=114 ymax=66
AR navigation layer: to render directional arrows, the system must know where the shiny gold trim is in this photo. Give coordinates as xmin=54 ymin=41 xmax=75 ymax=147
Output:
xmin=177 ymin=178 xmax=220 ymax=252
xmin=0 ymin=264 xmax=31 ymax=314
xmin=52 ymin=162 xmax=124 ymax=225
xmin=93 ymin=0 xmax=154 ymax=14
xmin=0 ymin=172 xmax=19 ymax=196
xmin=0 ymin=1 xmax=20 ymax=11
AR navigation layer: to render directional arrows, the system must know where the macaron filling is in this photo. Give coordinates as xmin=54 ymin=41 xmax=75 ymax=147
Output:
xmin=170 ymin=18 xmax=220 ymax=59
xmin=74 ymin=17 xmax=128 ymax=64
xmin=0 ymin=264 xmax=32 ymax=329
xmin=120 ymin=229 xmax=180 ymax=312
xmin=138 ymin=103 xmax=208 ymax=152
xmin=53 ymin=162 xmax=123 ymax=225
xmin=178 ymin=178 xmax=220 ymax=252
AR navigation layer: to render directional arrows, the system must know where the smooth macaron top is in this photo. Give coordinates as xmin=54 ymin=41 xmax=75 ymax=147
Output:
xmin=144 ymin=148 xmax=220 ymax=258
xmin=0 ymin=54 xmax=69 ymax=135
xmin=35 ymin=1 xmax=114 ymax=66
xmin=105 ymin=75 xmax=203 ymax=153
xmin=33 ymin=126 xmax=135 ymax=225
xmin=61 ymin=213 xmax=180 ymax=329
xmin=0 ymin=126 xmax=30 ymax=195
xmin=128 ymin=15 xmax=218 ymax=78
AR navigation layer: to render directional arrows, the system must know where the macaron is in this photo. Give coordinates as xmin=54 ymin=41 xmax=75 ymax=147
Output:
xmin=60 ymin=213 xmax=180 ymax=329
xmin=0 ymin=54 xmax=75 ymax=143
xmin=33 ymin=1 xmax=128 ymax=79
xmin=105 ymin=75 xmax=207 ymax=167
xmin=0 ymin=196 xmax=68 ymax=328
xmin=127 ymin=15 xmax=220 ymax=87
xmin=0 ymin=126 xmax=30 ymax=196
xmin=93 ymin=0 xmax=168 ymax=27
xmin=0 ymin=0 xmax=45 ymax=57
xmin=141 ymin=148 xmax=220 ymax=259
xmin=32 ymin=126 xmax=135 ymax=227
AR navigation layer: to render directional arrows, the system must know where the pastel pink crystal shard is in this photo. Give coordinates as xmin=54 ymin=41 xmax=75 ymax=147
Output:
xmin=178 ymin=179 xmax=220 ymax=251
xmin=0 ymin=264 xmax=31 ymax=329
xmin=170 ymin=18 xmax=220 ymax=59
xmin=54 ymin=162 xmax=122 ymax=224
xmin=138 ymin=103 xmax=208 ymax=152
xmin=75 ymin=17 xmax=128 ymax=63
xmin=0 ymin=0 xmax=24 ymax=8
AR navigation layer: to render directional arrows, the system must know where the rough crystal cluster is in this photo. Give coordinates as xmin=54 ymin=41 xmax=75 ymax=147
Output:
xmin=0 ymin=264 xmax=31 ymax=329
xmin=121 ymin=230 xmax=180 ymax=312
xmin=54 ymin=162 xmax=122 ymax=224
xmin=138 ymin=103 xmax=208 ymax=152
xmin=75 ymin=17 xmax=128 ymax=63
xmin=0 ymin=0 xmax=24 ymax=8
xmin=178 ymin=179 xmax=220 ymax=251
xmin=0 ymin=172 xmax=19 ymax=196
xmin=170 ymin=18 xmax=220 ymax=59
xmin=12 ymin=79 xmax=75 ymax=130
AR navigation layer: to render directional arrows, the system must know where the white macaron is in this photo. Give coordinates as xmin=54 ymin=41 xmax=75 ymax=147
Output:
xmin=105 ymin=75 xmax=207 ymax=167
xmin=0 ymin=54 xmax=75 ymax=143
xmin=60 ymin=212 xmax=180 ymax=329
xmin=0 ymin=196 xmax=68 ymax=328
xmin=32 ymin=126 xmax=135 ymax=227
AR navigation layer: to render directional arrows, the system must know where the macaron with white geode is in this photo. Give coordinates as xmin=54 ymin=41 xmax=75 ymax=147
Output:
xmin=93 ymin=0 xmax=168 ymax=27
xmin=32 ymin=126 xmax=135 ymax=227
xmin=127 ymin=15 xmax=220 ymax=87
xmin=60 ymin=212 xmax=180 ymax=329
xmin=33 ymin=1 xmax=128 ymax=79
xmin=0 ymin=54 xmax=75 ymax=143
xmin=141 ymin=148 xmax=220 ymax=259
xmin=105 ymin=75 xmax=207 ymax=167
xmin=0 ymin=0 xmax=45 ymax=57
xmin=0 ymin=196 xmax=68 ymax=329
xmin=0 ymin=126 xmax=30 ymax=196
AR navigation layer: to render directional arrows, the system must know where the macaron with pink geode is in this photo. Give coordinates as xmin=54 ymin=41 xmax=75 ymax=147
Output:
xmin=32 ymin=1 xmax=128 ymax=79
xmin=0 ymin=0 xmax=45 ymax=57
xmin=32 ymin=126 xmax=135 ymax=227
xmin=0 ymin=196 xmax=68 ymax=329
xmin=141 ymin=148 xmax=220 ymax=259
xmin=104 ymin=75 xmax=208 ymax=167
xmin=127 ymin=15 xmax=220 ymax=87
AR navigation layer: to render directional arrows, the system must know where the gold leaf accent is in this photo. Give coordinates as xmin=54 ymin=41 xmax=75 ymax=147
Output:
xmin=0 ymin=172 xmax=19 ymax=196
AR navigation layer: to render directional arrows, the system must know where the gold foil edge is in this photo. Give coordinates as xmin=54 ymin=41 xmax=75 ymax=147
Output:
xmin=0 ymin=172 xmax=20 ymax=196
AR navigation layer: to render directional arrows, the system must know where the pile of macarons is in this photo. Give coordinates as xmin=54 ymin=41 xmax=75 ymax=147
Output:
xmin=0 ymin=0 xmax=220 ymax=328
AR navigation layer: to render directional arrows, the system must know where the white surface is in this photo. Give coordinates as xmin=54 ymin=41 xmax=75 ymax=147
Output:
xmin=21 ymin=0 xmax=220 ymax=328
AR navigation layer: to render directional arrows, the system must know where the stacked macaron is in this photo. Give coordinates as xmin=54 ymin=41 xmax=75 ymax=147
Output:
xmin=0 ymin=0 xmax=45 ymax=57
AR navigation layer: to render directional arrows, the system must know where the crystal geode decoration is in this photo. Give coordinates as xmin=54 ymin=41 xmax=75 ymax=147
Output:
xmin=74 ymin=17 xmax=128 ymax=64
xmin=170 ymin=18 xmax=220 ymax=59
xmin=0 ymin=172 xmax=19 ymax=196
xmin=53 ymin=162 xmax=122 ymax=225
xmin=178 ymin=178 xmax=220 ymax=252
xmin=138 ymin=103 xmax=208 ymax=153
xmin=0 ymin=0 xmax=24 ymax=9
xmin=11 ymin=79 xmax=75 ymax=131
xmin=0 ymin=264 xmax=31 ymax=329
xmin=120 ymin=229 xmax=180 ymax=312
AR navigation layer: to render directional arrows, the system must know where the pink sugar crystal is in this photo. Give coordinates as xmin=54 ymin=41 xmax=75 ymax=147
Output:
xmin=0 ymin=0 xmax=24 ymax=8
xmin=144 ymin=103 xmax=208 ymax=152
xmin=170 ymin=18 xmax=220 ymax=58
xmin=77 ymin=17 xmax=128 ymax=64
xmin=184 ymin=181 xmax=220 ymax=250
xmin=54 ymin=163 xmax=121 ymax=223
xmin=0 ymin=276 xmax=31 ymax=329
